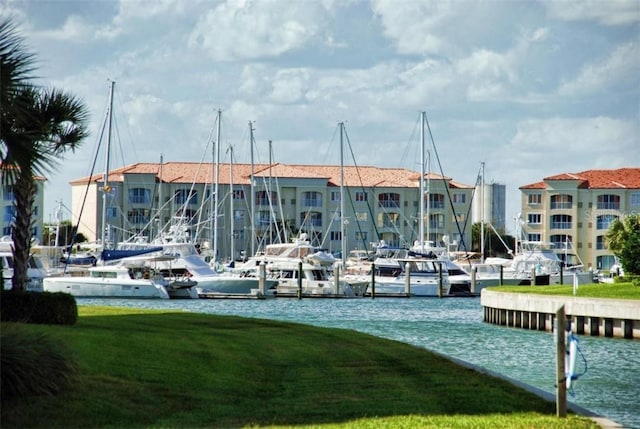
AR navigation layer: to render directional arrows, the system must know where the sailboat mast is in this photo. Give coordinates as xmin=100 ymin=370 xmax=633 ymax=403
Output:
xmin=100 ymin=80 xmax=115 ymax=249
xmin=420 ymin=111 xmax=426 ymax=250
xmin=249 ymin=121 xmax=256 ymax=256
xmin=480 ymin=161 xmax=485 ymax=263
xmin=158 ymin=153 xmax=163 ymax=240
xmin=212 ymin=109 xmax=221 ymax=262
xmin=339 ymin=122 xmax=346 ymax=268
xmin=229 ymin=145 xmax=235 ymax=263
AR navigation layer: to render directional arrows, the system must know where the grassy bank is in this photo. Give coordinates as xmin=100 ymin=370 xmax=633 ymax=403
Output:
xmin=1 ymin=306 xmax=598 ymax=429
xmin=489 ymin=282 xmax=640 ymax=299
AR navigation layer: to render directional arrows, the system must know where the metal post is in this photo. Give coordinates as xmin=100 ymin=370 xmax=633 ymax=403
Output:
xmin=404 ymin=262 xmax=411 ymax=296
xmin=333 ymin=264 xmax=340 ymax=295
xmin=499 ymin=265 xmax=504 ymax=286
xmin=532 ymin=268 xmax=537 ymax=286
xmin=258 ymin=261 xmax=266 ymax=296
xmin=438 ymin=262 xmax=443 ymax=298
xmin=471 ymin=266 xmax=477 ymax=295
xmin=370 ymin=262 xmax=375 ymax=299
xmin=297 ymin=260 xmax=303 ymax=299
xmin=556 ymin=305 xmax=567 ymax=418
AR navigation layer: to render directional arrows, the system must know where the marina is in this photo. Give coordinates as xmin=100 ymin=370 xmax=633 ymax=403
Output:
xmin=77 ymin=296 xmax=639 ymax=428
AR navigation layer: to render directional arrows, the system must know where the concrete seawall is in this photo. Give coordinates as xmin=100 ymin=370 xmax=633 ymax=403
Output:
xmin=481 ymin=290 xmax=640 ymax=339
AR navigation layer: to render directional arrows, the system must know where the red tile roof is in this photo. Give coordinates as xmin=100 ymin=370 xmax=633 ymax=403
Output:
xmin=70 ymin=162 xmax=472 ymax=189
xmin=520 ymin=168 xmax=640 ymax=190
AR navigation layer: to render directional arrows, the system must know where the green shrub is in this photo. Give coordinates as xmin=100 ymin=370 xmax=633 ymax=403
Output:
xmin=0 ymin=291 xmax=78 ymax=325
xmin=0 ymin=324 xmax=76 ymax=402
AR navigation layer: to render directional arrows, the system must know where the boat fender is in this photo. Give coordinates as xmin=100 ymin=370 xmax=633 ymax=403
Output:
xmin=565 ymin=332 xmax=587 ymax=396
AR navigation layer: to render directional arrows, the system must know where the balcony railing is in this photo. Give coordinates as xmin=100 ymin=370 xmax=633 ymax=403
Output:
xmin=550 ymin=222 xmax=572 ymax=229
xmin=550 ymin=202 xmax=572 ymax=209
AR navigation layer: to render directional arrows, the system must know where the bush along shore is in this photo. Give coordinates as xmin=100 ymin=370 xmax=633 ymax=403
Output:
xmin=1 ymin=305 xmax=600 ymax=428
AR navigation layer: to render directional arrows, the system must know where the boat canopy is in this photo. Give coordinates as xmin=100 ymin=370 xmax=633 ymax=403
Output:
xmin=101 ymin=247 xmax=164 ymax=262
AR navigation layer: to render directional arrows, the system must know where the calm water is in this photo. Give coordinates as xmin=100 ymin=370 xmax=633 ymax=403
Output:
xmin=78 ymin=297 xmax=640 ymax=428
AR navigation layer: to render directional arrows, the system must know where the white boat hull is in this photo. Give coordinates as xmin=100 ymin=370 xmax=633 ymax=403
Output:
xmin=194 ymin=275 xmax=277 ymax=295
xmin=371 ymin=277 xmax=450 ymax=297
xmin=43 ymin=277 xmax=169 ymax=299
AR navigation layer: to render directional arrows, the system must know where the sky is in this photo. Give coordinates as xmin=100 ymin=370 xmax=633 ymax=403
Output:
xmin=2 ymin=0 xmax=639 ymax=233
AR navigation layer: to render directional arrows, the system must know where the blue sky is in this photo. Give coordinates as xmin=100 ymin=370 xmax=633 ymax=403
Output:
xmin=3 ymin=0 xmax=639 ymax=232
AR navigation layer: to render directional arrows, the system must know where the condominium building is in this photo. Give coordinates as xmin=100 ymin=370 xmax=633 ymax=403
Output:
xmin=0 ymin=175 xmax=46 ymax=242
xmin=519 ymin=168 xmax=640 ymax=271
xmin=70 ymin=161 xmax=474 ymax=261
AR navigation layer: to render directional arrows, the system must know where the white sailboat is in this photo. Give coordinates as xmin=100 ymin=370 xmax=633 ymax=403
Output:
xmin=44 ymin=81 xmax=170 ymax=299
xmin=371 ymin=112 xmax=452 ymax=297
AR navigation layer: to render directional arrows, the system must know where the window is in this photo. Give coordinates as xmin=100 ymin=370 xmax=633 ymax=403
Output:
xmin=377 ymin=212 xmax=399 ymax=228
xmin=233 ymin=229 xmax=245 ymax=239
xmin=631 ymin=193 xmax=640 ymax=206
xmin=301 ymin=211 xmax=322 ymax=227
xmin=429 ymin=213 xmax=445 ymax=229
xmin=330 ymin=231 xmax=342 ymax=241
xmin=255 ymin=190 xmax=277 ymax=206
xmin=2 ymin=185 xmax=14 ymax=201
xmin=232 ymin=189 xmax=245 ymax=199
xmin=597 ymin=194 xmax=620 ymax=210
xmin=355 ymin=191 xmax=367 ymax=202
xmin=256 ymin=210 xmax=271 ymax=226
xmin=106 ymin=207 xmax=118 ymax=219
xmin=550 ymin=234 xmax=572 ymax=250
xmin=127 ymin=209 xmax=151 ymax=225
xmin=550 ymin=194 xmax=572 ymax=209
xmin=428 ymin=194 xmax=445 ymax=209
xmin=527 ymin=213 xmax=541 ymax=224
xmin=331 ymin=191 xmax=341 ymax=201
xmin=453 ymin=193 xmax=466 ymax=204
xmin=378 ymin=193 xmax=400 ymax=208
xmin=527 ymin=233 xmax=541 ymax=241
xmin=455 ymin=213 xmax=466 ymax=223
xmin=175 ymin=189 xmax=198 ymax=205
xmin=355 ymin=211 xmax=368 ymax=222
xmin=528 ymin=193 xmax=542 ymax=205
xmin=302 ymin=191 xmax=322 ymax=207
xmin=596 ymin=214 xmax=618 ymax=230
xmin=3 ymin=206 xmax=15 ymax=222
xmin=128 ymin=188 xmax=151 ymax=205
xmin=550 ymin=214 xmax=572 ymax=229
xmin=234 ymin=209 xmax=245 ymax=221
xmin=596 ymin=235 xmax=607 ymax=250
xmin=597 ymin=255 xmax=616 ymax=271
xmin=354 ymin=231 xmax=368 ymax=241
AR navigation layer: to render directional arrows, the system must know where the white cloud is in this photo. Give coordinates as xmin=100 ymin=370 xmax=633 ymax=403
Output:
xmin=558 ymin=42 xmax=639 ymax=96
xmin=544 ymin=0 xmax=640 ymax=25
xmin=188 ymin=0 xmax=324 ymax=61
xmin=371 ymin=0 xmax=454 ymax=55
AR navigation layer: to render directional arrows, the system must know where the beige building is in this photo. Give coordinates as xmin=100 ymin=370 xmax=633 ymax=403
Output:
xmin=70 ymin=161 xmax=474 ymax=261
xmin=0 ymin=174 xmax=46 ymax=242
xmin=519 ymin=168 xmax=640 ymax=271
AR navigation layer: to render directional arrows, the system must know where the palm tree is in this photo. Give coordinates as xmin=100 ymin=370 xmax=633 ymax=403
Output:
xmin=1 ymin=19 xmax=89 ymax=291
xmin=605 ymin=214 xmax=640 ymax=275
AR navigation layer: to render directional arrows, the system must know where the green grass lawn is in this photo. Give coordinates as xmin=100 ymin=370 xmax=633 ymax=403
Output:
xmin=488 ymin=282 xmax=640 ymax=299
xmin=1 ymin=306 xmax=599 ymax=429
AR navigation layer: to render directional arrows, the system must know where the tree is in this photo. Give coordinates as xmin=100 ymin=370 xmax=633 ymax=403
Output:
xmin=471 ymin=222 xmax=515 ymax=258
xmin=605 ymin=214 xmax=640 ymax=275
xmin=0 ymin=19 xmax=89 ymax=291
